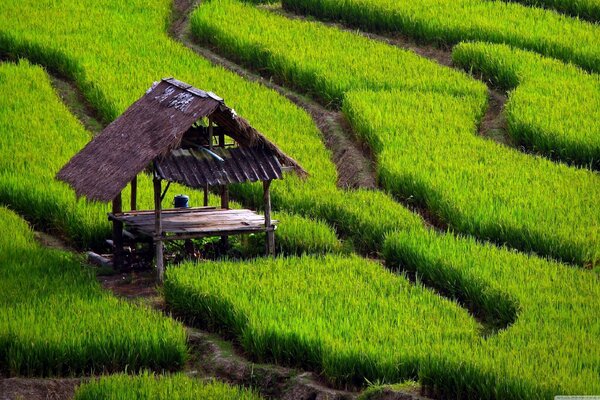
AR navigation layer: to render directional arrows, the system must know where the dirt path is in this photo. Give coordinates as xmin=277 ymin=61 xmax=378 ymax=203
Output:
xmin=0 ymin=377 xmax=82 ymax=400
xmin=50 ymin=76 xmax=105 ymax=135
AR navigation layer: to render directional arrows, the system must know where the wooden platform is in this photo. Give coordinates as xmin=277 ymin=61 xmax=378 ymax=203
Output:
xmin=109 ymin=207 xmax=277 ymax=241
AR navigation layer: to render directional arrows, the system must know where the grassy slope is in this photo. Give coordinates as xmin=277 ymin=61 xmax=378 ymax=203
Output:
xmin=0 ymin=202 xmax=187 ymax=376
xmin=166 ymin=248 xmax=600 ymax=397
xmin=384 ymin=231 xmax=600 ymax=397
xmin=1 ymin=0 xmax=598 ymax=398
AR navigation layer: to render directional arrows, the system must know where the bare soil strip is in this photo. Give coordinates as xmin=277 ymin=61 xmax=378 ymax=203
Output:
xmin=0 ymin=377 xmax=82 ymax=400
xmin=49 ymin=76 xmax=105 ymax=135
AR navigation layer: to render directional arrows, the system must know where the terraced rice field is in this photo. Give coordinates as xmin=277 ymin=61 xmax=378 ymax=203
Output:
xmin=0 ymin=0 xmax=598 ymax=398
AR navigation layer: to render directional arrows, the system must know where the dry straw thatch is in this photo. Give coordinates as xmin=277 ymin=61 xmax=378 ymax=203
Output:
xmin=57 ymin=78 xmax=306 ymax=202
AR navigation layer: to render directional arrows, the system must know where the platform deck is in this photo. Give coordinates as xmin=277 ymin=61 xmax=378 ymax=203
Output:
xmin=109 ymin=207 xmax=276 ymax=241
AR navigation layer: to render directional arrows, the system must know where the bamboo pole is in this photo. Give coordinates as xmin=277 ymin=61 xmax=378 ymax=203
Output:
xmin=263 ymin=180 xmax=275 ymax=256
xmin=130 ymin=175 xmax=137 ymax=211
xmin=153 ymin=173 xmax=164 ymax=283
xmin=220 ymin=185 xmax=229 ymax=251
xmin=112 ymin=192 xmax=124 ymax=270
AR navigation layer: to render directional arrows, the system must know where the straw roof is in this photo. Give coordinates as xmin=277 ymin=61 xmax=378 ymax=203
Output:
xmin=56 ymin=78 xmax=306 ymax=202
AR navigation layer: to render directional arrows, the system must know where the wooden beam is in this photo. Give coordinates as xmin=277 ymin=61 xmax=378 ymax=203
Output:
xmin=153 ymin=174 xmax=164 ymax=283
xmin=130 ymin=175 xmax=137 ymax=211
xmin=263 ymin=180 xmax=275 ymax=256
xmin=112 ymin=192 xmax=124 ymax=270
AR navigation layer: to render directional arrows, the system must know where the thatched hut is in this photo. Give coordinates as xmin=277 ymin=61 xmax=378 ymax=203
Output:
xmin=57 ymin=78 xmax=305 ymax=281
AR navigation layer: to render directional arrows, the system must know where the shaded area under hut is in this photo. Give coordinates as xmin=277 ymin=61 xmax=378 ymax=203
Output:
xmin=57 ymin=77 xmax=305 ymax=282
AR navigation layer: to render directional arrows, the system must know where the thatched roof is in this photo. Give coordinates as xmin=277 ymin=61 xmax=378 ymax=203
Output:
xmin=57 ymin=78 xmax=306 ymax=202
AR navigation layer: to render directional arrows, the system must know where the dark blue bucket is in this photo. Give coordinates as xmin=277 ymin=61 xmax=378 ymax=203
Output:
xmin=174 ymin=194 xmax=189 ymax=208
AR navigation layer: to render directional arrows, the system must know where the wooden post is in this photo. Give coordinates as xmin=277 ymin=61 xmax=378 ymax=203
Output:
xmin=263 ymin=180 xmax=275 ymax=256
xmin=153 ymin=173 xmax=164 ymax=283
xmin=130 ymin=175 xmax=137 ymax=211
xmin=203 ymin=184 xmax=209 ymax=206
xmin=112 ymin=192 xmax=124 ymax=270
xmin=208 ymin=119 xmax=214 ymax=149
xmin=220 ymin=185 xmax=229 ymax=251
xmin=218 ymin=129 xmax=225 ymax=147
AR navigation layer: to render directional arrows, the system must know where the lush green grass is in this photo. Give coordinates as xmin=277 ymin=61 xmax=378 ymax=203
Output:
xmin=192 ymin=0 xmax=483 ymax=107
xmin=0 ymin=59 xmax=339 ymax=254
xmin=453 ymin=42 xmax=600 ymax=169
xmin=280 ymin=0 xmax=600 ymax=73
xmin=0 ymin=0 xmax=433 ymax=257
xmin=164 ymin=254 xmax=480 ymax=386
xmin=166 ymin=245 xmax=600 ymax=397
xmin=345 ymin=90 xmax=600 ymax=266
xmin=504 ymin=0 xmax=600 ymax=21
xmin=191 ymin=0 xmax=600 ymax=266
xmin=0 ymin=206 xmax=188 ymax=376
xmin=3 ymin=0 xmax=599 ymax=397
xmin=384 ymin=229 xmax=600 ymax=398
xmin=74 ymin=372 xmax=263 ymax=399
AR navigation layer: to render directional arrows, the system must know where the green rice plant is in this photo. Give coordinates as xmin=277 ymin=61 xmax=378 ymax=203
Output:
xmin=344 ymin=90 xmax=600 ymax=266
xmin=74 ymin=372 xmax=263 ymax=399
xmin=247 ymin=212 xmax=343 ymax=256
xmin=191 ymin=0 xmax=600 ymax=266
xmin=164 ymin=254 xmax=481 ymax=386
xmin=384 ymin=229 xmax=600 ymax=398
xmin=453 ymin=42 xmax=600 ymax=169
xmin=191 ymin=0 xmax=483 ymax=108
xmin=0 ymin=0 xmax=431 ymax=256
xmin=0 ymin=60 xmax=338 ymax=253
xmin=0 ymin=206 xmax=188 ymax=376
xmin=280 ymin=0 xmax=600 ymax=73
xmin=166 ymin=245 xmax=600 ymax=397
xmin=503 ymin=0 xmax=600 ymax=21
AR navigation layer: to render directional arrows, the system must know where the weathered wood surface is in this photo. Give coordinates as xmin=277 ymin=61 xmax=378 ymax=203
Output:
xmin=154 ymin=175 xmax=164 ymax=283
xmin=264 ymin=180 xmax=275 ymax=256
xmin=112 ymin=193 xmax=124 ymax=270
xmin=111 ymin=208 xmax=278 ymax=240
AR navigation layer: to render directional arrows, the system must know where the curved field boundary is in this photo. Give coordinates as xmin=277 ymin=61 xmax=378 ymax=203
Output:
xmin=165 ymin=255 xmax=482 ymax=387
xmin=191 ymin=0 xmax=600 ymax=267
xmin=280 ymin=0 xmax=600 ymax=73
xmin=453 ymin=42 xmax=600 ymax=169
xmin=1 ymin=0 xmax=599 ymax=397
xmin=383 ymin=230 xmax=600 ymax=398
xmin=165 ymin=249 xmax=600 ymax=397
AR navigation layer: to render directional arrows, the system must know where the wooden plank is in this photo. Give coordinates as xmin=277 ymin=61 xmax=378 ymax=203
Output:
xmin=110 ymin=206 xmax=217 ymax=218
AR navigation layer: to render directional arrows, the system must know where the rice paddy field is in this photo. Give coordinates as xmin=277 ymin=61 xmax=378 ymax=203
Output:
xmin=0 ymin=0 xmax=598 ymax=398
